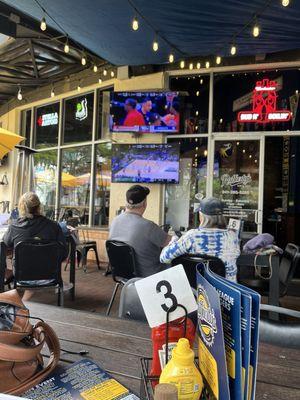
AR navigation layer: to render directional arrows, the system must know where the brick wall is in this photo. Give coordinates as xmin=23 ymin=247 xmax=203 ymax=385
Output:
xmin=78 ymin=229 xmax=109 ymax=263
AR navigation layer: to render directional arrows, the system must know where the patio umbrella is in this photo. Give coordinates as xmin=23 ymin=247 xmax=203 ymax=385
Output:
xmin=0 ymin=128 xmax=25 ymax=159
xmin=61 ymin=172 xmax=78 ymax=187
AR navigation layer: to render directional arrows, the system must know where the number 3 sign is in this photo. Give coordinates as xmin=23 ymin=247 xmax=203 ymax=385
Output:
xmin=135 ymin=264 xmax=197 ymax=328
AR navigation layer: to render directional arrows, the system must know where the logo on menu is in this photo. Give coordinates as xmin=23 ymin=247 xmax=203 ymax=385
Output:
xmin=238 ymin=78 xmax=291 ymax=123
xmin=37 ymin=112 xmax=58 ymax=127
xmin=75 ymin=98 xmax=88 ymax=121
xmin=221 ymin=173 xmax=252 ymax=187
xmin=198 ymin=284 xmax=217 ymax=347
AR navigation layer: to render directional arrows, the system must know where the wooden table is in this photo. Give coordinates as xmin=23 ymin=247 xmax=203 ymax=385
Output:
xmin=26 ymin=302 xmax=300 ymax=400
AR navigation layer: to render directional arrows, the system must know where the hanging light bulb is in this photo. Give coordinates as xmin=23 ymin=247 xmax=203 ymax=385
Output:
xmin=98 ymin=78 xmax=102 ymax=84
xmin=216 ymin=56 xmax=221 ymax=65
xmin=180 ymin=60 xmax=185 ymax=69
xmin=195 ymin=110 xmax=199 ymax=116
xmin=40 ymin=17 xmax=47 ymax=31
xmin=110 ymin=71 xmax=115 ymax=77
xmin=17 ymin=87 xmax=22 ymax=101
xmin=188 ymin=63 xmax=193 ymax=70
xmin=282 ymin=0 xmax=289 ymax=6
xmin=132 ymin=16 xmax=139 ymax=31
xmin=196 ymin=62 xmax=201 ymax=69
xmin=51 ymin=86 xmax=55 ymax=98
xmin=168 ymin=53 xmax=174 ymax=63
xmin=205 ymin=61 xmax=210 ymax=69
xmin=196 ymin=90 xmax=200 ymax=96
xmin=77 ymin=82 xmax=81 ymax=92
xmin=81 ymin=55 xmax=87 ymax=66
xmin=64 ymin=38 xmax=70 ymax=54
xmin=103 ymin=68 xmax=107 ymax=76
xmin=230 ymin=44 xmax=237 ymax=55
xmin=152 ymin=40 xmax=159 ymax=52
xmin=93 ymin=65 xmax=98 ymax=73
xmin=252 ymin=22 xmax=260 ymax=37
xmin=200 ymin=78 xmax=203 ymax=84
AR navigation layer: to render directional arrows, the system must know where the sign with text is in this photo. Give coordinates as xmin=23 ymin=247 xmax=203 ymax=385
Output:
xmin=135 ymin=264 xmax=197 ymax=328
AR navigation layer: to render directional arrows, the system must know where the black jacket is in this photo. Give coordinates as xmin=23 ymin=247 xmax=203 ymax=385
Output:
xmin=3 ymin=215 xmax=68 ymax=261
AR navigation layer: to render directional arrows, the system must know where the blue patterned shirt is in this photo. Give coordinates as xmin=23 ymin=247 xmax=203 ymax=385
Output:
xmin=160 ymin=228 xmax=240 ymax=281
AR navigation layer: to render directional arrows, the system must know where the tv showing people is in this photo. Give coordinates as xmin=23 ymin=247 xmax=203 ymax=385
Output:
xmin=112 ymin=144 xmax=180 ymax=184
xmin=110 ymin=92 xmax=180 ymax=133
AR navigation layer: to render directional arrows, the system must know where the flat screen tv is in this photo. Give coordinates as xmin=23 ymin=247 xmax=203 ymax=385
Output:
xmin=112 ymin=144 xmax=180 ymax=184
xmin=110 ymin=92 xmax=180 ymax=133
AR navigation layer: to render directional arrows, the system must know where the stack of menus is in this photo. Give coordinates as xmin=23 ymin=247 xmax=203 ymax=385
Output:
xmin=196 ymin=263 xmax=260 ymax=400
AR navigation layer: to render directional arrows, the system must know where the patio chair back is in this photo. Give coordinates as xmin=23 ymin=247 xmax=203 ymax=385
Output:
xmin=105 ymin=240 xmax=136 ymax=281
xmin=14 ymin=239 xmax=63 ymax=283
xmin=279 ymin=243 xmax=300 ymax=295
xmin=118 ymin=278 xmax=147 ymax=322
xmin=171 ymin=254 xmax=225 ymax=289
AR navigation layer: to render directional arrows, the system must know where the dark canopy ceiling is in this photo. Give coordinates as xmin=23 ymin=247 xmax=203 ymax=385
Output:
xmin=2 ymin=0 xmax=300 ymax=66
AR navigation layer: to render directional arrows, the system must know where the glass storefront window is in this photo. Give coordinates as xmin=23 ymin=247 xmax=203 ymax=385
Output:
xmin=60 ymin=146 xmax=92 ymax=225
xmin=33 ymin=150 xmax=57 ymax=219
xmin=97 ymin=89 xmax=113 ymax=140
xmin=213 ymin=140 xmax=260 ymax=232
xmin=20 ymin=109 xmax=32 ymax=147
xmin=213 ymin=69 xmax=300 ymax=132
xmin=165 ymin=137 xmax=208 ymax=230
xmin=170 ymin=75 xmax=209 ymax=134
xmin=63 ymin=93 xmax=94 ymax=144
xmin=94 ymin=143 xmax=112 ymax=227
xmin=35 ymin=102 xmax=59 ymax=148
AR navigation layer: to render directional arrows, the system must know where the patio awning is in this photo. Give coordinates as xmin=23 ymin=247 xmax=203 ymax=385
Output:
xmin=2 ymin=0 xmax=300 ymax=66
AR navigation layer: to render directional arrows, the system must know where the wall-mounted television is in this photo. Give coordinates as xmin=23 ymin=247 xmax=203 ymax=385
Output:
xmin=112 ymin=144 xmax=180 ymax=184
xmin=110 ymin=92 xmax=180 ymax=133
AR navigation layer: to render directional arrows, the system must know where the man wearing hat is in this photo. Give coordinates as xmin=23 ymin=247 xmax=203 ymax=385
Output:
xmin=109 ymin=185 xmax=172 ymax=277
xmin=160 ymin=197 xmax=240 ymax=281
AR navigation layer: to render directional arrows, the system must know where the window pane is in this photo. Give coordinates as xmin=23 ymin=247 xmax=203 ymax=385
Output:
xmin=21 ymin=109 xmax=32 ymax=147
xmin=213 ymin=69 xmax=300 ymax=132
xmin=60 ymin=146 xmax=92 ymax=225
xmin=170 ymin=75 xmax=209 ymax=134
xmin=165 ymin=137 xmax=208 ymax=230
xmin=94 ymin=143 xmax=112 ymax=227
xmin=33 ymin=150 xmax=57 ymax=219
xmin=64 ymin=93 xmax=94 ymax=144
xmin=35 ymin=103 xmax=59 ymax=148
xmin=96 ymin=89 xmax=113 ymax=140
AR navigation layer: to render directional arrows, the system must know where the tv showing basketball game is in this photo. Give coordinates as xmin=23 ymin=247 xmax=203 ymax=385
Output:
xmin=112 ymin=144 xmax=180 ymax=184
xmin=110 ymin=92 xmax=180 ymax=133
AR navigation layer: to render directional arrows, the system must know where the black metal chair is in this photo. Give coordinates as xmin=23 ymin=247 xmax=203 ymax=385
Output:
xmin=105 ymin=240 xmax=136 ymax=316
xmin=13 ymin=239 xmax=66 ymax=306
xmin=73 ymin=229 xmax=100 ymax=273
xmin=118 ymin=277 xmax=147 ymax=322
xmin=239 ymin=243 xmax=300 ymax=299
xmin=171 ymin=253 xmax=225 ymax=289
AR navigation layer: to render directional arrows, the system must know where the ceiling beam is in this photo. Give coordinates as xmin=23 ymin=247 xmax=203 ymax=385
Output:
xmin=28 ymin=39 xmax=39 ymax=78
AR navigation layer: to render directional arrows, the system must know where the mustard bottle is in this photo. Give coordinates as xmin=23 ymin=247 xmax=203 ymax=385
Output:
xmin=159 ymin=338 xmax=203 ymax=400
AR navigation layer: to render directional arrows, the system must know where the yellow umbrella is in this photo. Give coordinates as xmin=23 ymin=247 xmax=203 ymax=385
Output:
xmin=61 ymin=172 xmax=78 ymax=187
xmin=0 ymin=128 xmax=24 ymax=159
xmin=35 ymin=170 xmax=78 ymax=187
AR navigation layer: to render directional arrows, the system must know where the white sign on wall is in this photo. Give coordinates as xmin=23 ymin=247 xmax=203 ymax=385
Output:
xmin=135 ymin=264 xmax=197 ymax=328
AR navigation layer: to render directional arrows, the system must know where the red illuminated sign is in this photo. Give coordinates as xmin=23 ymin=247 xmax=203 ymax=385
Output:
xmin=238 ymin=79 xmax=291 ymax=123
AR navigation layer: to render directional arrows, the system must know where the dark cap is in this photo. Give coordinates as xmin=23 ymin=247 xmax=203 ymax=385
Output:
xmin=195 ymin=196 xmax=224 ymax=215
xmin=126 ymin=185 xmax=150 ymax=205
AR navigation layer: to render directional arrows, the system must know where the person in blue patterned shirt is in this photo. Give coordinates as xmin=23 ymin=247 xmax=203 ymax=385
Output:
xmin=160 ymin=197 xmax=240 ymax=281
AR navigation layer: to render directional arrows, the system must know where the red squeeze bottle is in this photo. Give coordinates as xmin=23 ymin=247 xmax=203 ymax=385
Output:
xmin=150 ymin=317 xmax=195 ymax=383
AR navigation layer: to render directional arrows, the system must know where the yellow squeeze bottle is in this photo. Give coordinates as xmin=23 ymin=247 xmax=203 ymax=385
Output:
xmin=159 ymin=338 xmax=203 ymax=400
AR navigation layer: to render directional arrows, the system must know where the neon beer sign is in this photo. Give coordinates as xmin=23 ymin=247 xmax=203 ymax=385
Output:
xmin=238 ymin=79 xmax=291 ymax=123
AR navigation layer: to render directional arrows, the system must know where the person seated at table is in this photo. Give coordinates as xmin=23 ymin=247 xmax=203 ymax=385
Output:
xmin=109 ymin=185 xmax=172 ymax=277
xmin=160 ymin=197 xmax=240 ymax=282
xmin=3 ymin=192 xmax=68 ymax=298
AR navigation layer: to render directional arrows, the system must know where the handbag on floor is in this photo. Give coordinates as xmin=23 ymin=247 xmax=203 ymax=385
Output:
xmin=0 ymin=289 xmax=60 ymax=395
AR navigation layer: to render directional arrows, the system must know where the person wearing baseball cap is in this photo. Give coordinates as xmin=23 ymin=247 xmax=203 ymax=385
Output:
xmin=109 ymin=185 xmax=172 ymax=277
xmin=160 ymin=196 xmax=240 ymax=282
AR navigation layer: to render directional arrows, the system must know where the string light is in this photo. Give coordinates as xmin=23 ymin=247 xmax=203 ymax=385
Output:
xmin=204 ymin=150 xmax=208 ymax=156
xmin=252 ymin=22 xmax=260 ymax=37
xmin=216 ymin=56 xmax=221 ymax=65
xmin=169 ymin=53 xmax=174 ymax=63
xmin=110 ymin=71 xmax=115 ymax=77
xmin=282 ymin=0 xmax=289 ymax=6
xmin=64 ymin=37 xmax=70 ymax=54
xmin=93 ymin=65 xmax=98 ymax=73
xmin=51 ymin=86 xmax=55 ymax=98
xmin=205 ymin=61 xmax=210 ymax=69
xmin=196 ymin=62 xmax=201 ymax=69
xmin=40 ymin=17 xmax=47 ymax=31
xmin=180 ymin=60 xmax=185 ymax=69
xmin=77 ymin=82 xmax=81 ymax=92
xmin=152 ymin=40 xmax=159 ymax=52
xmin=200 ymin=78 xmax=203 ymax=84
xmin=132 ymin=16 xmax=139 ymax=31
xmin=98 ymin=78 xmax=102 ymax=84
xmin=189 ymin=63 xmax=193 ymax=70
xmin=103 ymin=69 xmax=107 ymax=76
xmin=195 ymin=110 xmax=199 ymax=116
xmin=230 ymin=44 xmax=237 ymax=55
xmin=196 ymin=90 xmax=200 ymax=96
xmin=81 ymin=55 xmax=87 ymax=66
xmin=17 ymin=87 xmax=22 ymax=101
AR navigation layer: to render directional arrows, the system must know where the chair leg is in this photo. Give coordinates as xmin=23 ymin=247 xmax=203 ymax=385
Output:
xmin=94 ymin=246 xmax=101 ymax=270
xmin=58 ymin=285 xmax=64 ymax=307
xmin=64 ymin=257 xmax=70 ymax=271
xmin=83 ymin=250 xmax=88 ymax=273
xmin=106 ymin=282 xmax=120 ymax=316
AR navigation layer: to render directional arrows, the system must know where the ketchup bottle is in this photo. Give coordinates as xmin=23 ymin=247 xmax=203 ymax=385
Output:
xmin=150 ymin=317 xmax=195 ymax=382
